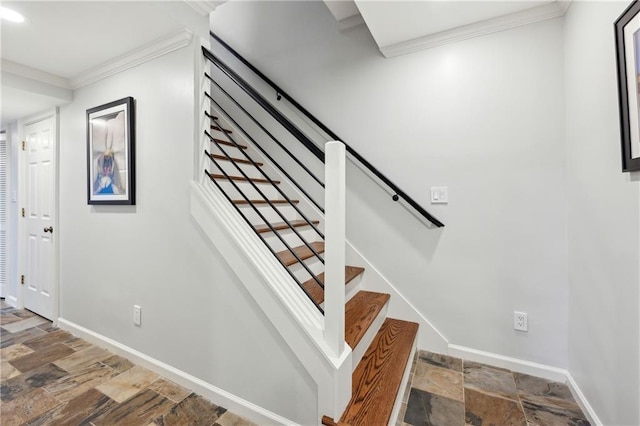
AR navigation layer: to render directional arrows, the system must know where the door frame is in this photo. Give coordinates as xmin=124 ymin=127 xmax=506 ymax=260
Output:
xmin=0 ymin=130 xmax=6 ymax=299
xmin=17 ymin=108 xmax=60 ymax=323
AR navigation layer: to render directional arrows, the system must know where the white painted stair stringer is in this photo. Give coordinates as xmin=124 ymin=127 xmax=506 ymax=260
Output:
xmin=345 ymin=241 xmax=450 ymax=354
xmin=190 ymin=181 xmax=352 ymax=423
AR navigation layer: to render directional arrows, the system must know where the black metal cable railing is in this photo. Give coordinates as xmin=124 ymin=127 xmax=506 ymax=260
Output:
xmin=202 ymin=47 xmax=324 ymax=162
xmin=201 ymin=44 xmax=365 ymax=313
xmin=204 ymin=134 xmax=327 ymax=305
xmin=203 ymin=166 xmax=324 ymax=313
xmin=208 ymin=31 xmax=444 ymax=228
xmin=205 ymin=77 xmax=325 ymax=191
xmin=203 ymin=88 xmax=325 ymax=214
xmin=205 ymin=110 xmax=325 ymax=238
xmin=205 ymin=122 xmax=325 ymax=268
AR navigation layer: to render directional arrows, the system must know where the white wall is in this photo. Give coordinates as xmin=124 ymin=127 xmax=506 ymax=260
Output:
xmin=211 ymin=1 xmax=569 ymax=367
xmin=565 ymin=2 xmax=640 ymax=425
xmin=58 ymin=41 xmax=316 ymax=424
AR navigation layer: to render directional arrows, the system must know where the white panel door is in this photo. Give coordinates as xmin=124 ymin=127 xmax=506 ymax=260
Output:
xmin=24 ymin=116 xmax=56 ymax=320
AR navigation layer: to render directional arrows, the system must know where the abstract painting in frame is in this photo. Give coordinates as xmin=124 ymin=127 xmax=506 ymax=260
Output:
xmin=615 ymin=0 xmax=640 ymax=172
xmin=86 ymin=97 xmax=136 ymax=204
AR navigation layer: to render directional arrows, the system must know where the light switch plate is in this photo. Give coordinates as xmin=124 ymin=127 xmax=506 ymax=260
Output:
xmin=431 ymin=187 xmax=448 ymax=204
xmin=133 ymin=305 xmax=141 ymax=326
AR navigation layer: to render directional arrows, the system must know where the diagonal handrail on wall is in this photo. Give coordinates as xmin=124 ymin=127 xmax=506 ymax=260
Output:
xmin=209 ymin=31 xmax=444 ymax=228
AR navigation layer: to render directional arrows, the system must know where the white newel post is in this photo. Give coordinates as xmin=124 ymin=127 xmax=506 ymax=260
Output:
xmin=324 ymin=141 xmax=346 ymax=357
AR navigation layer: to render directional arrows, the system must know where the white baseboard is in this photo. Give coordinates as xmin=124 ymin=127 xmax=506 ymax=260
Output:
xmin=448 ymin=344 xmax=567 ymax=382
xmin=5 ymin=295 xmax=18 ymax=308
xmin=57 ymin=318 xmax=295 ymax=426
xmin=565 ymin=373 xmax=603 ymax=426
xmin=448 ymin=344 xmax=602 ymax=426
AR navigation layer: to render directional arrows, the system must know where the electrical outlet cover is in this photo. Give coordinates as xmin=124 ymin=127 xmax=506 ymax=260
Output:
xmin=514 ymin=311 xmax=527 ymax=331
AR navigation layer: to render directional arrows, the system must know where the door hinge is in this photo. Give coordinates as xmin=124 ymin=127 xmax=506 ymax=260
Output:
xmin=20 ymin=275 xmax=25 ymax=285
xmin=21 ymin=140 xmax=25 ymax=151
xmin=21 ymin=208 xmax=25 ymax=218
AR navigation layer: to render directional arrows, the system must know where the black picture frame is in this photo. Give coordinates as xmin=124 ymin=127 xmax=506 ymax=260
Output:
xmin=86 ymin=97 xmax=136 ymax=204
xmin=615 ymin=0 xmax=640 ymax=172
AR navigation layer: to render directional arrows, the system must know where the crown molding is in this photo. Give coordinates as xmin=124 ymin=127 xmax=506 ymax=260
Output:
xmin=380 ymin=1 xmax=571 ymax=58
xmin=70 ymin=28 xmax=194 ymax=89
xmin=557 ymin=0 xmax=572 ymax=15
xmin=339 ymin=13 xmax=365 ymax=32
xmin=183 ymin=0 xmax=224 ymax=16
xmin=1 ymin=59 xmax=71 ymax=90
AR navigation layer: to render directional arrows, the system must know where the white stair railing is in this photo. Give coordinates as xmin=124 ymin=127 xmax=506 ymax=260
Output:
xmin=323 ymin=141 xmax=351 ymax=421
xmin=324 ymin=140 xmax=346 ymax=357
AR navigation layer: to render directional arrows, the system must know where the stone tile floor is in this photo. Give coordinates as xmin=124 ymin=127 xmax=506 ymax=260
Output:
xmin=1 ymin=301 xmax=591 ymax=426
xmin=0 ymin=302 xmax=256 ymax=426
xmin=399 ymin=351 xmax=591 ymax=426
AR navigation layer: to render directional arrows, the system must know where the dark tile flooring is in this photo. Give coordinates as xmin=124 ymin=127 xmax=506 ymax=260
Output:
xmin=1 ymin=302 xmax=591 ymax=426
xmin=399 ymin=351 xmax=591 ymax=426
xmin=0 ymin=302 xmax=254 ymax=426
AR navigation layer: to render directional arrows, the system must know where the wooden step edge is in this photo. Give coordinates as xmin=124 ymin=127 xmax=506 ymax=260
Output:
xmin=208 ymin=153 xmax=263 ymax=166
xmin=301 ymin=266 xmax=365 ymax=305
xmin=340 ymin=318 xmax=419 ymax=426
xmin=345 ymin=266 xmax=365 ymax=285
xmin=345 ymin=291 xmax=390 ymax=350
xmin=211 ymin=125 xmax=232 ymax=133
xmin=321 ymin=416 xmax=351 ymax=426
xmin=209 ymin=174 xmax=280 ymax=184
xmin=232 ymin=199 xmax=299 ymax=205
xmin=254 ymin=220 xmax=320 ymax=234
xmin=210 ymin=138 xmax=248 ymax=150
xmin=276 ymin=241 xmax=325 ymax=266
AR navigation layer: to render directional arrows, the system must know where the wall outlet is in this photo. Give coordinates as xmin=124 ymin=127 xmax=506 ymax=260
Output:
xmin=133 ymin=305 xmax=142 ymax=326
xmin=514 ymin=311 xmax=527 ymax=331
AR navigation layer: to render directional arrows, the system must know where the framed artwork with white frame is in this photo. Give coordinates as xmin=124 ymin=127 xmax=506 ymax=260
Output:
xmin=86 ymin=97 xmax=136 ymax=204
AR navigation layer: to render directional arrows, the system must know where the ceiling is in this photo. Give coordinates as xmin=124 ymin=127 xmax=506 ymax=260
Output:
xmin=2 ymin=0 xmax=568 ymax=127
xmin=1 ymin=1 xmax=209 ymax=127
xmin=354 ymin=0 xmax=554 ymax=47
xmin=323 ymin=0 xmax=568 ymax=55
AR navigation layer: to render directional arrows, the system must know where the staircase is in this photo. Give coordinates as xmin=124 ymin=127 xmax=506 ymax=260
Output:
xmin=204 ymin=118 xmax=419 ymax=425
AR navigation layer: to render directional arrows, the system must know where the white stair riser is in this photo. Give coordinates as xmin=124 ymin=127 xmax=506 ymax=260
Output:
xmin=213 ymin=180 xmax=284 ymax=200
xmin=206 ymin=140 xmax=247 ymax=157
xmin=388 ymin=341 xmax=418 ymax=426
xmin=261 ymin=227 xmax=321 ymax=254
xmin=234 ymin=203 xmax=302 ymax=224
xmin=319 ymin=271 xmax=364 ymax=310
xmin=208 ymin=127 xmax=236 ymax=139
xmin=288 ymin=258 xmax=325 ymax=283
xmin=344 ymin=273 xmax=364 ymax=304
xmin=204 ymin=179 xmax=283 ymax=207
xmin=206 ymin=158 xmax=269 ymax=180
xmin=351 ymin=301 xmax=389 ymax=372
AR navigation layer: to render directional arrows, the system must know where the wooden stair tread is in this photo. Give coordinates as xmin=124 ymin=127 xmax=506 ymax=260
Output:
xmin=210 ymin=174 xmax=280 ymax=184
xmin=232 ymin=199 xmax=299 ymax=205
xmin=254 ymin=220 xmax=320 ymax=234
xmin=211 ymin=138 xmax=247 ymax=149
xmin=211 ymin=125 xmax=232 ymax=133
xmin=208 ymin=153 xmax=262 ymax=166
xmin=339 ymin=318 xmax=418 ymax=426
xmin=345 ymin=291 xmax=390 ymax=350
xmin=276 ymin=241 xmax=324 ymax=266
xmin=321 ymin=416 xmax=351 ymax=426
xmin=301 ymin=266 xmax=365 ymax=305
